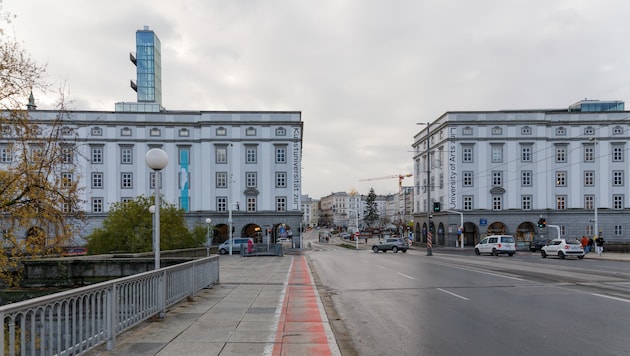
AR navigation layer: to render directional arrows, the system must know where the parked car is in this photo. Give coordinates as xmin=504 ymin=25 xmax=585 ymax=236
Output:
xmin=541 ymin=238 xmax=585 ymax=259
xmin=474 ymin=235 xmax=516 ymax=256
xmin=277 ymin=237 xmax=289 ymax=243
xmin=372 ymin=238 xmax=409 ymax=253
xmin=339 ymin=232 xmax=350 ymax=240
xmin=529 ymin=238 xmax=548 ymax=252
xmin=219 ymin=238 xmax=254 ymax=255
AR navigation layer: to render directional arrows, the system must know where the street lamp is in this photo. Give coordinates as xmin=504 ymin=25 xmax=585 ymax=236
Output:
xmin=205 ymin=218 xmax=212 ymax=257
xmin=149 ymin=205 xmax=155 ymax=253
xmin=146 ymin=148 xmax=168 ymax=270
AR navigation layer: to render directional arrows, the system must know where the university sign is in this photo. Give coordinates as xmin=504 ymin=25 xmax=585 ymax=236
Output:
xmin=448 ymin=127 xmax=457 ymax=209
xmin=292 ymin=127 xmax=301 ymax=210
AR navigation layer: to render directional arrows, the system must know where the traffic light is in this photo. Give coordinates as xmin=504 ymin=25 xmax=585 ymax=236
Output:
xmin=537 ymin=218 xmax=546 ymax=228
xmin=433 ymin=202 xmax=441 ymax=212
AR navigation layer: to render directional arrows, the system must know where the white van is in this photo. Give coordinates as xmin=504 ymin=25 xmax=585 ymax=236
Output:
xmin=474 ymin=235 xmax=516 ymax=256
xmin=218 ymin=238 xmax=254 ymax=255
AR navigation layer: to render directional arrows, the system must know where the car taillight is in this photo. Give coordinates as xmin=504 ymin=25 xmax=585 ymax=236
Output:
xmin=564 ymin=245 xmax=570 ymax=249
xmin=498 ymin=243 xmax=502 ymax=247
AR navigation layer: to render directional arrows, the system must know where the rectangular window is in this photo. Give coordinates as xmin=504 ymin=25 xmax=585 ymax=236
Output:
xmin=584 ymin=195 xmax=594 ymax=210
xmin=246 ymin=172 xmax=257 ymax=187
xmin=246 ymin=147 xmax=257 ymax=163
xmin=521 ymin=195 xmax=532 ymax=210
xmin=556 ymin=146 xmax=567 ymax=163
xmin=556 ymin=171 xmax=567 ymax=187
xmin=584 ymin=145 xmax=594 ymax=162
xmin=556 ymin=195 xmax=567 ymax=210
xmin=276 ymin=197 xmax=287 ymax=212
xmin=521 ymin=145 xmax=532 ymax=162
xmin=612 ymin=144 xmax=624 ymax=162
xmin=492 ymin=195 xmax=502 ymax=210
xmin=121 ymin=172 xmax=133 ymax=189
xmin=613 ymin=195 xmax=623 ymax=210
xmin=275 ymin=146 xmax=286 ymax=163
xmin=217 ymin=197 xmax=227 ymax=212
xmin=0 ymin=146 xmax=12 ymax=163
xmin=121 ymin=146 xmax=133 ymax=164
xmin=492 ymin=171 xmax=502 ymax=186
xmin=462 ymin=146 xmax=473 ymax=163
xmin=613 ymin=171 xmax=623 ymax=186
xmin=92 ymin=147 xmax=103 ymax=164
xmin=521 ymin=171 xmax=532 ymax=186
xmin=247 ymin=197 xmax=256 ymax=212
xmin=92 ymin=172 xmax=103 ymax=189
xmin=216 ymin=146 xmax=227 ymax=164
xmin=462 ymin=171 xmax=473 ymax=187
xmin=584 ymin=171 xmax=594 ymax=186
xmin=216 ymin=172 xmax=227 ymax=188
xmin=61 ymin=172 xmax=73 ymax=188
xmin=150 ymin=172 xmax=162 ymax=189
xmin=92 ymin=198 xmax=103 ymax=213
xmin=614 ymin=225 xmax=623 ymax=236
xmin=276 ymin=172 xmax=287 ymax=187
xmin=491 ymin=145 xmax=503 ymax=163
xmin=62 ymin=146 xmax=74 ymax=164
xmin=463 ymin=195 xmax=473 ymax=211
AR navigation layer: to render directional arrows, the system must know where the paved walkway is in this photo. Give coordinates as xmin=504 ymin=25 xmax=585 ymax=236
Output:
xmin=89 ymin=253 xmax=341 ymax=356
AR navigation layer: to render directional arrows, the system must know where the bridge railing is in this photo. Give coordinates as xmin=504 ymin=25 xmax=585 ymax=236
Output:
xmin=1 ymin=255 xmax=219 ymax=356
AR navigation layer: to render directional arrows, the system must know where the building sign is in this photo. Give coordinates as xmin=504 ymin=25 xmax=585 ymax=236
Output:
xmin=448 ymin=127 xmax=457 ymax=210
xmin=292 ymin=127 xmax=301 ymax=210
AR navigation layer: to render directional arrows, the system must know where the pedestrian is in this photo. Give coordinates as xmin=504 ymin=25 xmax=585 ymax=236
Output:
xmin=595 ymin=236 xmax=605 ymax=256
xmin=247 ymin=239 xmax=254 ymax=254
xmin=581 ymin=236 xmax=590 ymax=254
xmin=587 ymin=237 xmax=594 ymax=254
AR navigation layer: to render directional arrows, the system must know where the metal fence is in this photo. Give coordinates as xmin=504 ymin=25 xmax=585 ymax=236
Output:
xmin=1 ymin=256 xmax=219 ymax=356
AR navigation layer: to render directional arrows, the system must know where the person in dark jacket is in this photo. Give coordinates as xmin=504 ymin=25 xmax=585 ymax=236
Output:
xmin=595 ymin=236 xmax=604 ymax=256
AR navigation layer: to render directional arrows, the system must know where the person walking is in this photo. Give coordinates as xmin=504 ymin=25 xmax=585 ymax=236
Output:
xmin=581 ymin=236 xmax=589 ymax=254
xmin=588 ymin=237 xmax=594 ymax=255
xmin=595 ymin=235 xmax=605 ymax=256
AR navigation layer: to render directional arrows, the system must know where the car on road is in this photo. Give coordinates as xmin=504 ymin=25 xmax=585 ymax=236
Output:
xmin=277 ymin=237 xmax=289 ymax=243
xmin=339 ymin=232 xmax=350 ymax=240
xmin=529 ymin=238 xmax=547 ymax=252
xmin=541 ymin=238 xmax=584 ymax=259
xmin=474 ymin=235 xmax=516 ymax=256
xmin=372 ymin=238 xmax=408 ymax=253
xmin=218 ymin=238 xmax=254 ymax=255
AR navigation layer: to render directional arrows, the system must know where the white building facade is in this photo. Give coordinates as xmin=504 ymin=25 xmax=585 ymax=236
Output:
xmin=22 ymin=109 xmax=303 ymax=244
xmin=412 ymin=100 xmax=629 ymax=248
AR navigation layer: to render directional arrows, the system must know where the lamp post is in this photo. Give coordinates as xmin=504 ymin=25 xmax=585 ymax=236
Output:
xmin=146 ymin=148 xmax=168 ymax=270
xmin=425 ymin=122 xmax=433 ymax=256
xmin=205 ymin=218 xmax=212 ymax=256
xmin=149 ymin=205 xmax=155 ymax=253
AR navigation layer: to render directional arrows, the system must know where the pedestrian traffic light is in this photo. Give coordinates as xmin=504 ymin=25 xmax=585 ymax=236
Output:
xmin=537 ymin=218 xmax=546 ymax=228
xmin=433 ymin=202 xmax=441 ymax=212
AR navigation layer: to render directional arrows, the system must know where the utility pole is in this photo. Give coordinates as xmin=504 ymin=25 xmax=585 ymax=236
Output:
xmin=426 ymin=122 xmax=433 ymax=256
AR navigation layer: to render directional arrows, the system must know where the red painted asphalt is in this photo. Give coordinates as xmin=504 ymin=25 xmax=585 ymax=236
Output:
xmin=272 ymin=255 xmax=336 ymax=356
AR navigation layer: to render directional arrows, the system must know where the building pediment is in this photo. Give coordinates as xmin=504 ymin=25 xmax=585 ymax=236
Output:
xmin=244 ymin=188 xmax=259 ymax=196
xmin=490 ymin=186 xmax=505 ymax=194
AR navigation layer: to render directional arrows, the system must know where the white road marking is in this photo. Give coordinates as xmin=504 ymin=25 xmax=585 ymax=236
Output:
xmin=447 ymin=264 xmax=525 ymax=281
xmin=592 ymin=293 xmax=630 ymax=303
xmin=397 ymin=272 xmax=415 ymax=280
xmin=437 ymin=288 xmax=469 ymax=300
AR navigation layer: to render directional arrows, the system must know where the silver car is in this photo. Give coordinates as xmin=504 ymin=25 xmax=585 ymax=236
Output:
xmin=541 ymin=238 xmax=584 ymax=259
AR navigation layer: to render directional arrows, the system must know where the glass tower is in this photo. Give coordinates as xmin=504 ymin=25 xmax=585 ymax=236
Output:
xmin=135 ymin=27 xmax=162 ymax=105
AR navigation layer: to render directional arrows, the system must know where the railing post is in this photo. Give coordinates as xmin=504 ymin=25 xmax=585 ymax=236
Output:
xmin=106 ymin=284 xmax=117 ymax=350
xmin=158 ymin=270 xmax=166 ymax=319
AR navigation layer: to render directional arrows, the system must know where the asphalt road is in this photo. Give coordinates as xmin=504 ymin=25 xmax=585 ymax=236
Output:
xmin=305 ymin=233 xmax=630 ymax=356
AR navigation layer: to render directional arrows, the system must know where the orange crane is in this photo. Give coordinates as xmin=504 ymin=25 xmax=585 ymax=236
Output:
xmin=359 ymin=173 xmax=413 ymax=192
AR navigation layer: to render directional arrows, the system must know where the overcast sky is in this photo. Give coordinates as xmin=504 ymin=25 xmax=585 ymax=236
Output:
xmin=6 ymin=1 xmax=630 ymax=199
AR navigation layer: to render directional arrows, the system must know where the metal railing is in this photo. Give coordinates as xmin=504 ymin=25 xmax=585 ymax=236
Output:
xmin=1 ymin=256 xmax=219 ymax=355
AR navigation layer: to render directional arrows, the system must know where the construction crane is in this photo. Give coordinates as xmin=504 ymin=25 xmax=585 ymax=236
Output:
xmin=359 ymin=173 xmax=413 ymax=192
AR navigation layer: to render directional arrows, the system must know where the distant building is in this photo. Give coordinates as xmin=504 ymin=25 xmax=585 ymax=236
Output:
xmin=412 ymin=100 xmax=628 ymax=248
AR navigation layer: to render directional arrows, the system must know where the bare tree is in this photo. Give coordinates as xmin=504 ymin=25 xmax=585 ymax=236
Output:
xmin=0 ymin=10 xmax=84 ymax=286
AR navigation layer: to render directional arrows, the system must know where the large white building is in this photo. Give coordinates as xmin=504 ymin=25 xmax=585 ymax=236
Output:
xmin=19 ymin=27 xmax=304 ymax=244
xmin=412 ymin=100 xmax=629 ymax=248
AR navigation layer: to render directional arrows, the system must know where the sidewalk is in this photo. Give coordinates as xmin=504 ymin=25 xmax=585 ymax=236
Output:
xmin=90 ymin=254 xmax=341 ymax=356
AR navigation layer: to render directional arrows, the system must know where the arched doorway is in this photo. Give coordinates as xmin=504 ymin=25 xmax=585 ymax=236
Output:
xmin=487 ymin=221 xmax=508 ymax=235
xmin=463 ymin=222 xmax=479 ymax=245
xmin=243 ymin=223 xmax=263 ymax=243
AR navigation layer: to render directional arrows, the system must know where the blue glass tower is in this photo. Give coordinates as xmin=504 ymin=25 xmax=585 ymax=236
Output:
xmin=133 ymin=26 xmax=162 ymax=105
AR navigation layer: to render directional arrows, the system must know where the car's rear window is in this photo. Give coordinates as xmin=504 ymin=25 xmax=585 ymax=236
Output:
xmin=566 ymin=239 xmax=581 ymax=245
xmin=501 ymin=236 xmax=514 ymax=243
